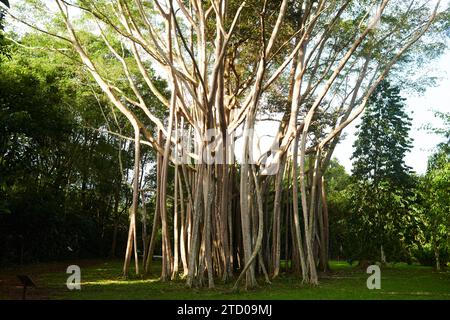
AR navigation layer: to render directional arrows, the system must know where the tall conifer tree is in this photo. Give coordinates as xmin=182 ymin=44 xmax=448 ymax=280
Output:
xmin=352 ymin=80 xmax=413 ymax=185
xmin=349 ymin=80 xmax=415 ymax=263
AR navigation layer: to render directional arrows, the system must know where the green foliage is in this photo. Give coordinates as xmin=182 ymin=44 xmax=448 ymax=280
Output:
xmin=413 ymin=243 xmax=449 ymax=267
xmin=335 ymin=80 xmax=417 ymax=263
xmin=414 ymin=113 xmax=450 ymax=268
xmin=352 ymin=80 xmax=413 ymax=185
xmin=324 ymin=159 xmax=352 ymax=260
xmin=0 ymin=33 xmax=143 ymax=264
xmin=343 ymin=180 xmax=419 ymax=263
xmin=0 ymin=6 xmax=10 ymax=62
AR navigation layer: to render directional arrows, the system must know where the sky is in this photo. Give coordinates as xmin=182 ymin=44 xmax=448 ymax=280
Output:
xmin=334 ymin=49 xmax=450 ymax=174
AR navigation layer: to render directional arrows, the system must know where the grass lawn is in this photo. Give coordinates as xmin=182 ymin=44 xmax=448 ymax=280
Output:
xmin=1 ymin=259 xmax=449 ymax=300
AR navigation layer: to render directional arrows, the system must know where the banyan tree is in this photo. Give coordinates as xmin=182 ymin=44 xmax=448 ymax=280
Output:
xmin=7 ymin=0 xmax=447 ymax=289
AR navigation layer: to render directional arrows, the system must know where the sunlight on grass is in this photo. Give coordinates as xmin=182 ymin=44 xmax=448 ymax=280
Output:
xmin=82 ymin=279 xmax=159 ymax=286
xmin=3 ymin=259 xmax=448 ymax=300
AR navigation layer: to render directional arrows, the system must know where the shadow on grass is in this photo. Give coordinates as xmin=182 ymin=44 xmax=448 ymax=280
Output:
xmin=2 ymin=259 xmax=449 ymax=300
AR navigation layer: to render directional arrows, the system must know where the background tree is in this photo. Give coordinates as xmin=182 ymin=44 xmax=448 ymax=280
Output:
xmin=0 ymin=0 xmax=10 ymax=60
xmin=0 ymin=33 xmax=165 ymax=264
xmin=415 ymin=112 xmax=450 ymax=270
xmin=347 ymin=80 xmax=416 ymax=264
xmin=324 ymin=159 xmax=352 ymax=262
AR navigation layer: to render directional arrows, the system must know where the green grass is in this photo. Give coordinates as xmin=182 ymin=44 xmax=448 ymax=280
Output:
xmin=1 ymin=260 xmax=449 ymax=300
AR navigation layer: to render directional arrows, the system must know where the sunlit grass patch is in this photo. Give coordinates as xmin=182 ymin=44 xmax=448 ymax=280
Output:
xmin=82 ymin=278 xmax=159 ymax=286
xmin=2 ymin=259 xmax=449 ymax=300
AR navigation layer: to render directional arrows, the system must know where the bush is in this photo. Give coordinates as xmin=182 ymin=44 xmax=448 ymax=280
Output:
xmin=413 ymin=244 xmax=450 ymax=267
